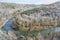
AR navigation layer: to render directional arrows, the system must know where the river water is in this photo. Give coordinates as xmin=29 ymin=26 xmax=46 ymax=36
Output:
xmin=2 ymin=18 xmax=15 ymax=31
xmin=2 ymin=18 xmax=60 ymax=35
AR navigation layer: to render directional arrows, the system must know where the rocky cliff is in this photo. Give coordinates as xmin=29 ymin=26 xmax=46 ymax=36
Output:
xmin=13 ymin=1 xmax=60 ymax=31
xmin=0 ymin=1 xmax=60 ymax=40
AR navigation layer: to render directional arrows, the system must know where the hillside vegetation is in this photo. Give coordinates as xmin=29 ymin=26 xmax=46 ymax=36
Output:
xmin=0 ymin=2 xmax=60 ymax=40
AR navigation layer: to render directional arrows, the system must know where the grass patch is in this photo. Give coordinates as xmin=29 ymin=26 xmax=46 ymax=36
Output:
xmin=14 ymin=30 xmax=39 ymax=37
xmin=21 ymin=7 xmax=48 ymax=15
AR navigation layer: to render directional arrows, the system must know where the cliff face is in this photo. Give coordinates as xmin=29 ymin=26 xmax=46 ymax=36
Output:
xmin=0 ymin=2 xmax=38 ymax=28
xmin=12 ymin=2 xmax=60 ymax=31
xmin=0 ymin=2 xmax=60 ymax=40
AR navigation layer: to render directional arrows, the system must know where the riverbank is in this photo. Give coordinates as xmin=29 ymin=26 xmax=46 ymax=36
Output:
xmin=1 ymin=18 xmax=60 ymax=40
xmin=0 ymin=17 xmax=12 ymax=29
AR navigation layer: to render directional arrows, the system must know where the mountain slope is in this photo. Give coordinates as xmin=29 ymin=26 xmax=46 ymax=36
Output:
xmin=13 ymin=1 xmax=60 ymax=31
xmin=0 ymin=2 xmax=39 ymax=28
